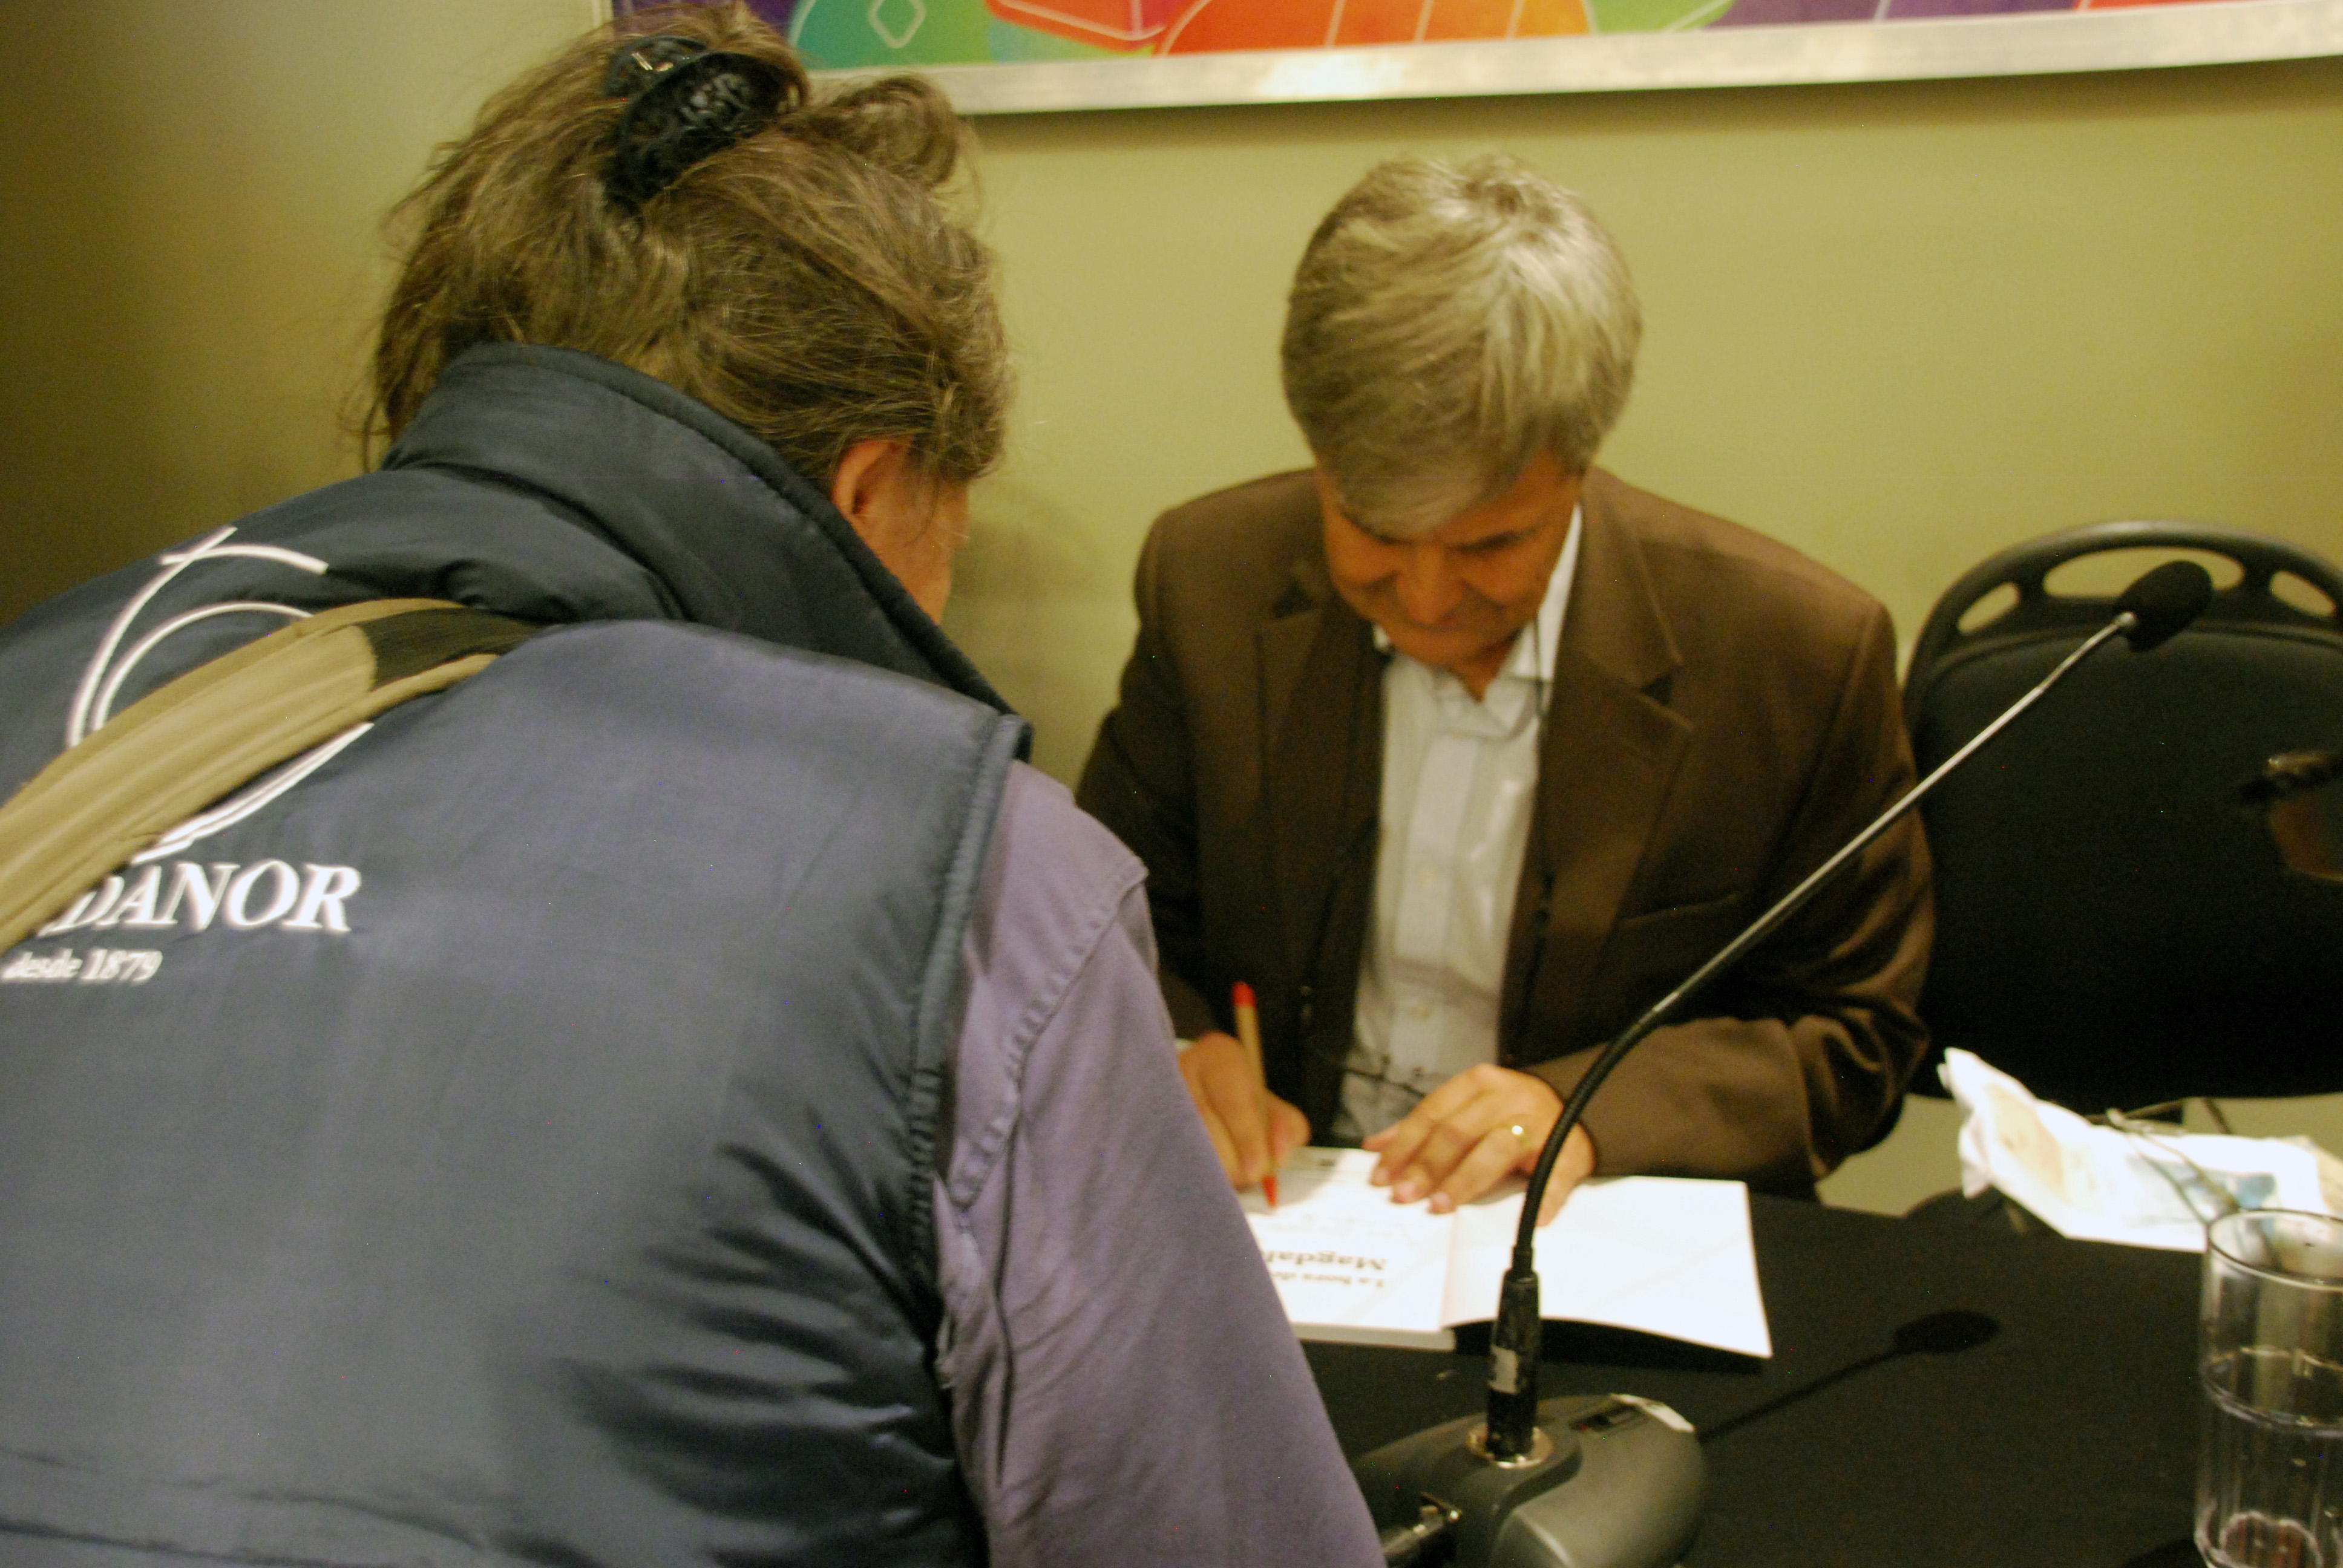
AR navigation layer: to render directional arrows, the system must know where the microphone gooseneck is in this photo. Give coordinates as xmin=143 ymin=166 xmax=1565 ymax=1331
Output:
xmin=1479 ymin=559 xmax=2215 ymax=1463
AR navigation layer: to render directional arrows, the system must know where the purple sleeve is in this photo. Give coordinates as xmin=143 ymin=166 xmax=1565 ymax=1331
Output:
xmin=934 ymin=763 xmax=1382 ymax=1568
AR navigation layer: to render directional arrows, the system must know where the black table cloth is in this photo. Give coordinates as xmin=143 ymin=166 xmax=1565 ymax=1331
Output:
xmin=1307 ymin=1195 xmax=2203 ymax=1567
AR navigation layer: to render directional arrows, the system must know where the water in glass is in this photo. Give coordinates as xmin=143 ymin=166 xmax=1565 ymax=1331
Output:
xmin=2198 ymin=1347 xmax=2343 ymax=1568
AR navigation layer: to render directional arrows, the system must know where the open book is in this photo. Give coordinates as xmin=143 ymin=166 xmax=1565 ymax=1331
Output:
xmin=1240 ymin=1148 xmax=1771 ymax=1358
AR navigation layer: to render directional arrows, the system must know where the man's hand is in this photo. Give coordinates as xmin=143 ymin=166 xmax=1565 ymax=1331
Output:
xmin=1363 ymin=1065 xmax=1595 ymax=1226
xmin=1179 ymin=1030 xmax=1309 ymax=1191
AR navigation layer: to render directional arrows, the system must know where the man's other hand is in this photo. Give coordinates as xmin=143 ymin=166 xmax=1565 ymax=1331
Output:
xmin=1179 ymin=1031 xmax=1309 ymax=1191
xmin=1362 ymin=1065 xmax=1594 ymax=1226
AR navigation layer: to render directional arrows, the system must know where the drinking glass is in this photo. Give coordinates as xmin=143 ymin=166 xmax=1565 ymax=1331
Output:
xmin=2200 ymin=1209 xmax=2343 ymax=1568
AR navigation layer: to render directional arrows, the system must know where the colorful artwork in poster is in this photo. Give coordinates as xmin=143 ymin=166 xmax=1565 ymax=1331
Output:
xmin=624 ymin=0 xmax=2278 ymax=70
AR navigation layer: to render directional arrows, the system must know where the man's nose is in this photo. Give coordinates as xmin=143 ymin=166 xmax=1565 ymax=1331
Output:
xmin=1394 ymin=546 xmax=1463 ymax=626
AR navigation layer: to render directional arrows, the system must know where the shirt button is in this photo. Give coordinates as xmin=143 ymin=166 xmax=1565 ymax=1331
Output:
xmin=1406 ymin=999 xmax=1433 ymax=1021
xmin=1415 ymin=864 xmax=1440 ymax=888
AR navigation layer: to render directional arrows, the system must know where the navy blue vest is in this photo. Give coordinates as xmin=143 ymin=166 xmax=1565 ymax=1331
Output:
xmin=0 ymin=350 xmax=1024 ymax=1566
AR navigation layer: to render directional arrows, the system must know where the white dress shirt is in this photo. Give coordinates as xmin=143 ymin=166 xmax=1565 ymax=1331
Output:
xmin=1335 ymin=509 xmax=1584 ymax=1141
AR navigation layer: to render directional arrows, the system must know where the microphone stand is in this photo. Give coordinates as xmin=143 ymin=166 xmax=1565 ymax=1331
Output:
xmin=1483 ymin=610 xmax=2139 ymax=1455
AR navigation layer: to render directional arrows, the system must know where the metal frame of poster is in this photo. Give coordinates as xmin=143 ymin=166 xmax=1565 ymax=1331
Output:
xmin=615 ymin=0 xmax=2343 ymax=114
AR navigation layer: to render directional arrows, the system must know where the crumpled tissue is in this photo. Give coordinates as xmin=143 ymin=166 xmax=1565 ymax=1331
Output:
xmin=1942 ymin=1048 xmax=2338 ymax=1252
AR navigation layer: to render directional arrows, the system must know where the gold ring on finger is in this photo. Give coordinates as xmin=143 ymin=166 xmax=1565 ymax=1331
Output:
xmin=1508 ymin=1122 xmax=1530 ymax=1153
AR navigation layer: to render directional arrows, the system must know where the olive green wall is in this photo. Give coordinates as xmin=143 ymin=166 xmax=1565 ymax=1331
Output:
xmin=5 ymin=4 xmax=2341 ymax=793
xmin=955 ymin=60 xmax=2343 ymax=779
xmin=0 ymin=0 xmax=599 ymax=629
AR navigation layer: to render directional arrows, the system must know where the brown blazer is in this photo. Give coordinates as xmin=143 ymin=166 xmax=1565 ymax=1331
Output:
xmin=1076 ymin=468 xmax=1933 ymax=1196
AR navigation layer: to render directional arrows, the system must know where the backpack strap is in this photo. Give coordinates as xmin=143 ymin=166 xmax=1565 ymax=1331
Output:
xmin=1 ymin=599 xmax=536 ymax=952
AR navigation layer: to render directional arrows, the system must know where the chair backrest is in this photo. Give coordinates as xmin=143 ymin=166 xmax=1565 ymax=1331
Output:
xmin=1906 ymin=521 xmax=2343 ymax=1112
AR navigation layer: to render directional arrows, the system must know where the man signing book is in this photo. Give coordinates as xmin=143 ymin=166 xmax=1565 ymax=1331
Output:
xmin=1076 ymin=156 xmax=1935 ymax=1223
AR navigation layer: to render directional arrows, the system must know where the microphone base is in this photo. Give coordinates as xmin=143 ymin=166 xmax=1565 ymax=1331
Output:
xmin=1353 ymin=1393 xmax=1704 ymax=1568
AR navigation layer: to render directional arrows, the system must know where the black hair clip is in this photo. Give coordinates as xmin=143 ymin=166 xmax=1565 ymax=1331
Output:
xmin=604 ymin=35 xmax=785 ymax=209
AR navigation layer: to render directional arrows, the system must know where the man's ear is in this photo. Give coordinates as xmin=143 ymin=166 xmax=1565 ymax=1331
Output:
xmin=1309 ymin=461 xmax=1361 ymax=542
xmin=1308 ymin=460 xmax=1344 ymax=515
xmin=830 ymin=437 xmax=915 ymax=538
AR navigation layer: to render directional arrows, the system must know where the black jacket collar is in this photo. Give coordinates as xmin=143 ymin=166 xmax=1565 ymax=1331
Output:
xmin=386 ymin=344 xmax=1014 ymax=718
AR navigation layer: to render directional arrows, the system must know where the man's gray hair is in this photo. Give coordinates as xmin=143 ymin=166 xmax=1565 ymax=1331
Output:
xmin=1280 ymin=156 xmax=1642 ymax=537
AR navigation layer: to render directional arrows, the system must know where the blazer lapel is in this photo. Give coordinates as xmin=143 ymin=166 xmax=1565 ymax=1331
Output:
xmin=1260 ymin=554 xmax=1383 ymax=991
xmin=1501 ymin=476 xmax=1693 ymax=1060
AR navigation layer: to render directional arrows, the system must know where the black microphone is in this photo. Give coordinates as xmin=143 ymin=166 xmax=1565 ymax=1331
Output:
xmin=1356 ymin=559 xmax=2215 ymax=1568
xmin=2115 ymin=559 xmax=2216 ymax=652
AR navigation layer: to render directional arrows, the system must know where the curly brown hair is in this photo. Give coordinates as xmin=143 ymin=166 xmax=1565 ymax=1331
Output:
xmin=368 ymin=3 xmax=1007 ymax=486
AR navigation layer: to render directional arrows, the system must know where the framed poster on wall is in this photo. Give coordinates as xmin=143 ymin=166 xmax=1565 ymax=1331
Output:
xmin=615 ymin=0 xmax=2343 ymax=112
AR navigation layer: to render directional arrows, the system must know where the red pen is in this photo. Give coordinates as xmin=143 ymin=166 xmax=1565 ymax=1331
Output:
xmin=1232 ymin=981 xmax=1279 ymax=1209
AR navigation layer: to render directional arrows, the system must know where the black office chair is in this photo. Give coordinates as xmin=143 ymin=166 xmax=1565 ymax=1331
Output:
xmin=1904 ymin=521 xmax=2343 ymax=1116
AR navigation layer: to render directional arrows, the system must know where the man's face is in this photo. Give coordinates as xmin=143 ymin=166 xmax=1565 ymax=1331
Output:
xmin=1317 ymin=451 xmax=1582 ymax=694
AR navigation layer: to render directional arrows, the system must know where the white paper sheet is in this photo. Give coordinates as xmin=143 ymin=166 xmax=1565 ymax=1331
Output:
xmin=1244 ymin=1149 xmax=1458 ymax=1348
xmin=1243 ymin=1148 xmax=1772 ymax=1358
xmin=1450 ymin=1174 xmax=1773 ymax=1357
